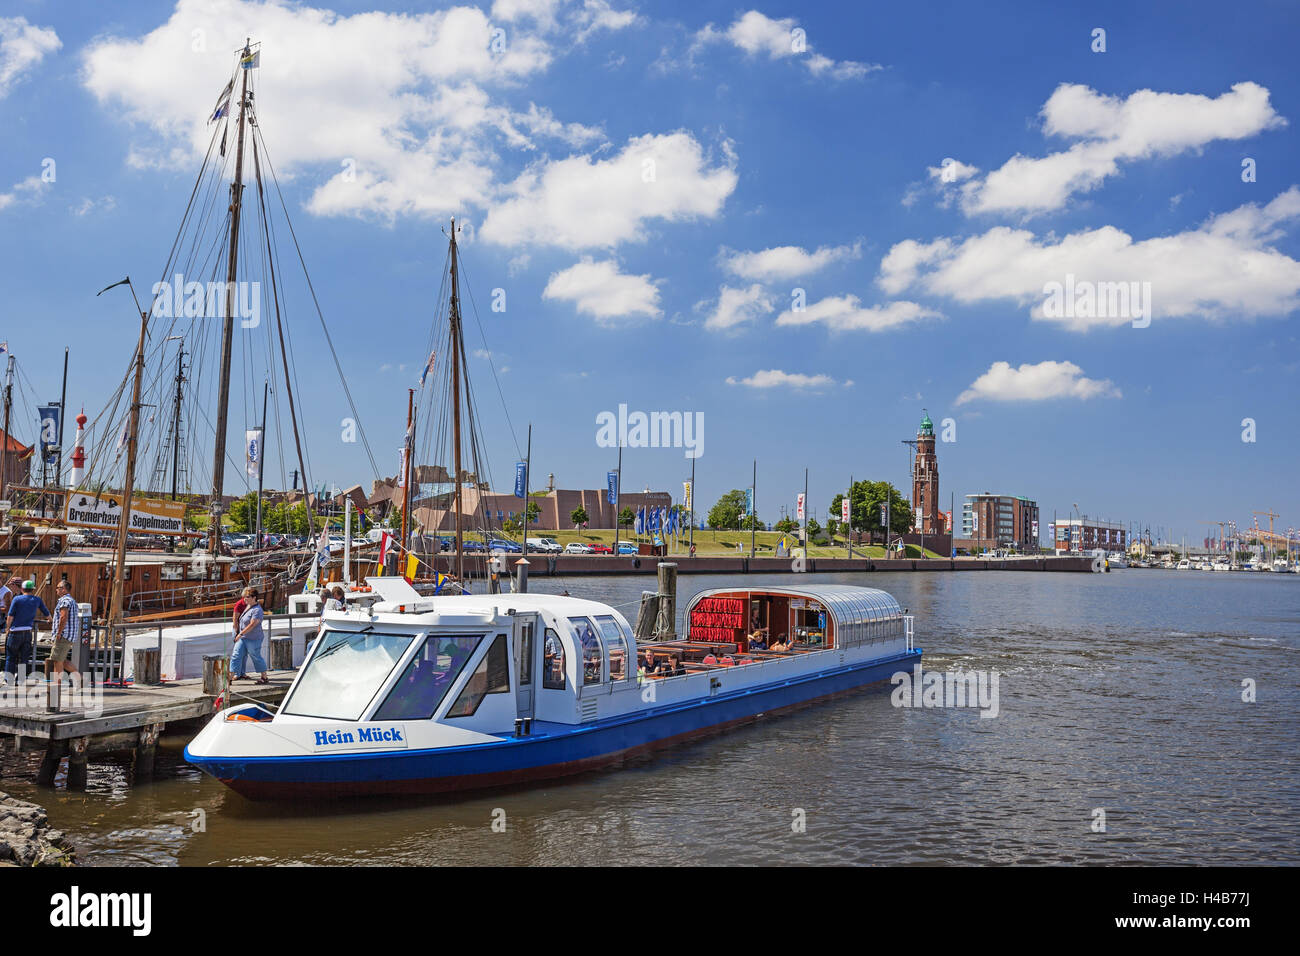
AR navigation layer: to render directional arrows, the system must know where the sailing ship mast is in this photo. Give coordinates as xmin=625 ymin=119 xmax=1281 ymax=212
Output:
xmin=108 ymin=284 xmax=151 ymax=627
xmin=449 ymin=218 xmax=465 ymax=582
xmin=208 ymin=39 xmax=254 ymax=555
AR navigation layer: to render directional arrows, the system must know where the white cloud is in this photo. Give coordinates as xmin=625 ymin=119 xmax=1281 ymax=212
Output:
xmin=482 ymin=131 xmax=737 ymax=249
xmin=81 ymin=0 xmax=594 ymax=221
xmin=694 ymin=10 xmax=879 ymax=80
xmin=879 ymin=187 xmax=1300 ymax=328
xmin=701 ymin=283 xmax=774 ymax=331
xmin=0 ymin=175 xmax=51 ymax=212
xmin=492 ymin=0 xmax=637 ymax=39
xmin=543 ymin=258 xmax=661 ymax=321
xmin=963 ymin=82 xmax=1285 ymax=216
xmin=775 ymin=295 xmax=940 ymax=332
xmin=719 ymin=241 xmax=861 ymax=281
xmin=0 ymin=16 xmax=60 ymax=99
xmin=70 ymin=196 xmax=118 ymax=216
xmin=926 ymin=158 xmax=980 ymax=183
xmin=955 ymin=360 xmax=1120 ymax=405
xmin=726 ymin=369 xmax=839 ymax=389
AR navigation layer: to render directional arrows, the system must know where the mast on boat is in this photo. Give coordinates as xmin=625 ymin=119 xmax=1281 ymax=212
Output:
xmin=401 ymin=387 xmax=413 ymax=570
xmin=449 ymin=219 xmax=465 ymax=583
xmin=208 ymin=39 xmax=254 ymax=556
xmin=108 ymin=282 xmax=151 ymax=628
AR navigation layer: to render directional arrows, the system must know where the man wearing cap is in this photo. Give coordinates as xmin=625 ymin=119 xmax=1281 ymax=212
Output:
xmin=2 ymin=580 xmax=50 ymax=685
xmin=44 ymin=579 xmax=79 ymax=685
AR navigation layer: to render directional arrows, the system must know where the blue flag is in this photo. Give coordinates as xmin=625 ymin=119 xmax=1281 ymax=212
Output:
xmin=607 ymin=471 xmax=618 ymax=505
xmin=635 ymin=506 xmax=644 ymax=535
xmin=514 ymin=461 xmax=527 ymax=498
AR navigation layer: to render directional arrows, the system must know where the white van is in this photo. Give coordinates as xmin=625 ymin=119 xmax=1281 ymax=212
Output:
xmin=526 ymin=537 xmax=561 ymax=553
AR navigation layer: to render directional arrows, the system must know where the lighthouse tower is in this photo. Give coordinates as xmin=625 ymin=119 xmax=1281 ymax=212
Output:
xmin=911 ymin=410 xmax=942 ymax=534
xmin=69 ymin=409 xmax=87 ymax=488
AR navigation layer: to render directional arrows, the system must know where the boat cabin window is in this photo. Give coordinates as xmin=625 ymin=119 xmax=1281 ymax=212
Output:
xmin=446 ymin=635 xmax=511 ymax=718
xmin=569 ymin=616 xmax=603 ymax=684
xmin=373 ymin=634 xmax=482 ymax=721
xmin=595 ymin=615 xmax=629 ymax=682
xmin=542 ymin=628 xmax=565 ymax=690
xmin=282 ymin=630 xmax=417 ymax=721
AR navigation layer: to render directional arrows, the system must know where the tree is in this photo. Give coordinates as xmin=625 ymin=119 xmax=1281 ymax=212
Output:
xmin=618 ymin=506 xmax=634 ymax=529
xmin=502 ymin=516 xmax=522 ymax=536
xmin=227 ymin=492 xmax=258 ymax=533
xmin=774 ymin=516 xmax=799 ymax=534
xmin=570 ymin=506 xmax=588 ymax=528
xmin=830 ymin=480 xmax=913 ymax=540
xmin=807 ymin=518 xmax=821 ymax=538
xmin=707 ymin=489 xmax=749 ymax=530
xmin=524 ymin=499 xmax=540 ymax=524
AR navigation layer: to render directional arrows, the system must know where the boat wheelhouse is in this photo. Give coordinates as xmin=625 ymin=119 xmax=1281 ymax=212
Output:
xmin=185 ymin=580 xmax=920 ymax=799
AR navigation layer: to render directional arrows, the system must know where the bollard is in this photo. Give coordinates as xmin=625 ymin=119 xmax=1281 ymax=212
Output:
xmin=134 ymin=722 xmax=162 ymax=780
xmin=67 ymin=737 xmax=88 ymax=791
xmin=654 ymin=562 xmax=678 ymax=638
xmin=203 ymin=654 xmax=227 ymax=695
xmin=133 ymin=647 xmax=161 ymax=685
xmin=269 ymin=635 xmax=293 ymax=671
xmin=514 ymin=557 xmax=529 ymax=593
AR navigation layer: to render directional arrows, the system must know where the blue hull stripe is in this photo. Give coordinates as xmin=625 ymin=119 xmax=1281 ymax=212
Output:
xmin=185 ymin=649 xmax=920 ymax=798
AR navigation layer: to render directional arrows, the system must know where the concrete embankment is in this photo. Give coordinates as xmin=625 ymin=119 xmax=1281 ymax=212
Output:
xmin=427 ymin=554 xmax=1097 ymax=577
xmin=0 ymin=792 xmax=75 ymax=866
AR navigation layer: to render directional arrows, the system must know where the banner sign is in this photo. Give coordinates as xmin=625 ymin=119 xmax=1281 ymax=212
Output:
xmin=796 ymin=493 xmax=805 ymax=521
xmin=745 ymin=488 xmax=753 ymax=517
xmin=683 ymin=481 xmax=692 ymax=510
xmin=38 ymin=405 xmax=61 ymax=465
xmin=607 ymin=471 xmax=618 ymax=505
xmin=514 ymin=461 xmax=527 ymax=498
xmin=245 ymin=428 xmax=263 ymax=482
xmin=841 ymin=496 xmax=850 ymax=524
xmin=1032 ymin=519 xmax=1039 ymax=538
xmin=65 ymin=493 xmax=187 ymax=536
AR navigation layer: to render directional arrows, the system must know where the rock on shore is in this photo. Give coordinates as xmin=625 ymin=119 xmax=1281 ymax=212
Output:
xmin=0 ymin=792 xmax=76 ymax=866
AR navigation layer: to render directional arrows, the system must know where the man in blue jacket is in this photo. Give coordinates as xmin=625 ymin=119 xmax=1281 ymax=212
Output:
xmin=3 ymin=580 xmax=50 ymax=685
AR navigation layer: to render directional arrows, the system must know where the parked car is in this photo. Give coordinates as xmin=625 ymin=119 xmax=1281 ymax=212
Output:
xmin=588 ymin=543 xmax=613 ymax=554
xmin=616 ymin=542 xmax=638 ymax=555
xmin=489 ymin=539 xmax=522 ymax=553
xmin=564 ymin=542 xmax=594 ymax=554
xmin=526 ymin=537 xmax=562 ymax=553
xmin=462 ymin=540 xmax=487 ymax=552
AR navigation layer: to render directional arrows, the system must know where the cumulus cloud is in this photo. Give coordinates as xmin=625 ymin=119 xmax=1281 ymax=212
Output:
xmin=726 ymin=369 xmax=839 ymax=389
xmin=775 ymin=295 xmax=940 ymax=332
xmin=719 ymin=241 xmax=861 ymax=281
xmin=0 ymin=16 xmax=60 ymax=99
xmin=955 ymin=360 xmax=1120 ymax=405
xmin=879 ymin=187 xmax=1300 ymax=328
xmin=694 ymin=10 xmax=879 ymax=80
xmin=0 ymin=175 xmax=51 ymax=212
xmin=482 ymin=132 xmax=737 ymax=249
xmin=81 ymin=0 xmax=609 ymax=221
xmin=542 ymin=258 xmax=661 ymax=321
xmin=700 ymin=283 xmax=774 ymax=331
xmin=961 ymin=82 xmax=1285 ymax=216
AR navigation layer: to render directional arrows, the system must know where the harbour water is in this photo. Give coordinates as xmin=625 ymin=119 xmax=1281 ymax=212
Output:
xmin=6 ymin=570 xmax=1297 ymax=866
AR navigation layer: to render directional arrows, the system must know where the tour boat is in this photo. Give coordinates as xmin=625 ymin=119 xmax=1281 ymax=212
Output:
xmin=185 ymin=579 xmax=919 ymax=799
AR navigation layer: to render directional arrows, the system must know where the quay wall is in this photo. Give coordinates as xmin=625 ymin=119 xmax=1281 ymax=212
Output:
xmin=427 ymin=554 xmax=1097 ymax=578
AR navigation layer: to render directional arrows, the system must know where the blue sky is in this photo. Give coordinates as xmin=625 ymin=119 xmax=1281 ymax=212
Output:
xmin=0 ymin=0 xmax=1297 ymax=545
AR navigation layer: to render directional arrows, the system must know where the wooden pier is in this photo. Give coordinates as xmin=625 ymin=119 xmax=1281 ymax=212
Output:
xmin=0 ymin=672 xmax=295 ymax=790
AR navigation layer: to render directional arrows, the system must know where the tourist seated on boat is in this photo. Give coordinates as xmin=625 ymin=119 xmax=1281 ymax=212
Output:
xmin=669 ymin=655 xmax=685 ymax=676
xmin=748 ymin=631 xmax=768 ymax=650
xmin=769 ymin=636 xmax=792 ymax=652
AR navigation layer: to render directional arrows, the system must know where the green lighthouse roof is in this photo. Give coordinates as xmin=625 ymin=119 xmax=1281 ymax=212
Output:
xmin=919 ymin=410 xmax=934 ymax=436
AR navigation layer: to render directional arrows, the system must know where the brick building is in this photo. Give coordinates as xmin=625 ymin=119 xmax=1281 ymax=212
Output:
xmin=961 ymin=493 xmax=1041 ymax=551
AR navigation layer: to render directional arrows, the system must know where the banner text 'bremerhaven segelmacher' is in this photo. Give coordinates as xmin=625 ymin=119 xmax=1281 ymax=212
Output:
xmin=64 ymin=493 xmax=187 ymax=536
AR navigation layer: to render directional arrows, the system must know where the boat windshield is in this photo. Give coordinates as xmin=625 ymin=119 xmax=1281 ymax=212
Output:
xmin=281 ymin=629 xmax=417 ymax=721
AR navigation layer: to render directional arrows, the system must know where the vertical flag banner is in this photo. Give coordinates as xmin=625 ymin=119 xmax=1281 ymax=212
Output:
xmin=744 ymin=488 xmax=753 ymax=517
xmin=840 ymin=496 xmax=850 ymax=524
xmin=405 ymin=553 xmax=419 ymax=582
xmin=635 ymin=506 xmax=645 ymax=535
xmin=683 ymin=481 xmax=692 ymax=510
xmin=1032 ymin=519 xmax=1039 ymax=539
xmin=514 ymin=461 xmax=527 ymax=498
xmin=607 ymin=471 xmax=618 ymax=505
xmin=796 ymin=493 xmax=806 ymax=522
xmin=245 ymin=428 xmax=263 ymax=482
xmin=972 ymin=512 xmax=979 ymax=533
xmin=880 ymin=503 xmax=888 ymax=528
xmin=38 ymin=405 xmax=61 ymax=464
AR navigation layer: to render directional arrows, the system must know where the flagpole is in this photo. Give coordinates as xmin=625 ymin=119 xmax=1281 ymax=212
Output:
xmin=522 ymin=422 xmax=532 ymax=560
xmin=613 ymin=442 xmax=621 ymax=557
xmin=750 ymin=458 xmax=756 ymax=559
xmin=689 ymin=454 xmax=695 ymax=555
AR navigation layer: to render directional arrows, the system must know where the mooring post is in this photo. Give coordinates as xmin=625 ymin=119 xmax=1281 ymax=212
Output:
xmin=202 ymin=654 xmax=227 ymax=696
xmin=134 ymin=722 xmax=162 ymax=780
xmin=514 ymin=557 xmax=529 ymax=593
xmin=654 ymin=562 xmax=677 ymax=638
xmin=67 ymin=737 xmax=88 ymax=791
xmin=36 ymin=740 xmax=65 ymax=787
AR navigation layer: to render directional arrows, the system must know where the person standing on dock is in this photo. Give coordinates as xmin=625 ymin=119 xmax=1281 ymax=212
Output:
xmin=44 ymin=579 xmax=79 ymax=685
xmin=2 ymin=580 xmax=50 ymax=685
xmin=230 ymin=589 xmax=269 ymax=684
